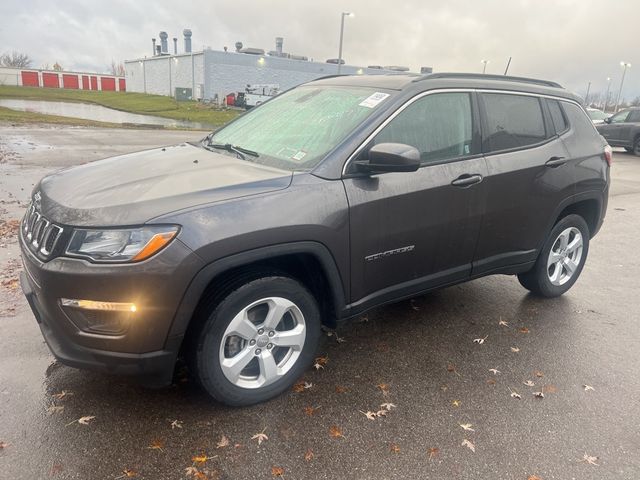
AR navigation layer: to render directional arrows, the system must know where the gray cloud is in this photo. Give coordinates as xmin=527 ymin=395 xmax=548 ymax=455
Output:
xmin=1 ymin=0 xmax=637 ymax=100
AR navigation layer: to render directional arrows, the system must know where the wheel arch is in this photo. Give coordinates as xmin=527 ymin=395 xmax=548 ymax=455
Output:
xmin=166 ymin=242 xmax=347 ymax=349
xmin=546 ymin=192 xmax=603 ymax=244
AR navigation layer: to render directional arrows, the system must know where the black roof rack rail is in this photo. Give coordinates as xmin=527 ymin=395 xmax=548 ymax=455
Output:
xmin=413 ymin=72 xmax=563 ymax=89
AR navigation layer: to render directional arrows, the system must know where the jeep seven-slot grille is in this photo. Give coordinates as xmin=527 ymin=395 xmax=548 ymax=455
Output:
xmin=22 ymin=203 xmax=64 ymax=259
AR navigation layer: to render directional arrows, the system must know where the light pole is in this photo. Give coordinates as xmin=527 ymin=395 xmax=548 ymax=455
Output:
xmin=481 ymin=60 xmax=489 ymax=74
xmin=337 ymin=12 xmax=354 ymax=74
xmin=614 ymin=62 xmax=631 ymax=113
xmin=603 ymin=77 xmax=611 ymax=112
xmin=585 ymin=81 xmax=591 ymax=106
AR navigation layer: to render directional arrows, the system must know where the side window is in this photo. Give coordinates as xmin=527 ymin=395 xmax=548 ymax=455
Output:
xmin=628 ymin=110 xmax=640 ymax=123
xmin=481 ymin=93 xmax=546 ymax=152
xmin=561 ymin=102 xmax=597 ymax=138
xmin=610 ymin=111 xmax=630 ymax=123
xmin=547 ymin=99 xmax=568 ymax=134
xmin=372 ymin=92 xmax=474 ymax=164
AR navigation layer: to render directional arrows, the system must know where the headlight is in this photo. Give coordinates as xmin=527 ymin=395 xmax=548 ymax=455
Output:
xmin=66 ymin=226 xmax=179 ymax=263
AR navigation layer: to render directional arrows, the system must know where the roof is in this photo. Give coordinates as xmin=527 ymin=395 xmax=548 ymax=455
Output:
xmin=308 ymin=72 xmax=578 ymax=101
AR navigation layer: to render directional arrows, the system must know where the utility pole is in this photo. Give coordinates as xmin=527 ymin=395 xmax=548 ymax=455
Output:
xmin=603 ymin=77 xmax=611 ymax=112
xmin=585 ymin=81 xmax=591 ymax=106
xmin=614 ymin=62 xmax=631 ymax=113
xmin=337 ymin=12 xmax=354 ymax=74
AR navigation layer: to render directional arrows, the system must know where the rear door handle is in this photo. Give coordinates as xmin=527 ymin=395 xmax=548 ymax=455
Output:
xmin=545 ymin=156 xmax=566 ymax=168
xmin=451 ymin=174 xmax=483 ymax=187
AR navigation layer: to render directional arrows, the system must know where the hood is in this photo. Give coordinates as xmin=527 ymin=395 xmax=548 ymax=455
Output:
xmin=37 ymin=143 xmax=293 ymax=226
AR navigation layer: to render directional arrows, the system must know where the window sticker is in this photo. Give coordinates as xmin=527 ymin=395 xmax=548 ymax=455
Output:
xmin=291 ymin=150 xmax=307 ymax=161
xmin=359 ymin=92 xmax=390 ymax=108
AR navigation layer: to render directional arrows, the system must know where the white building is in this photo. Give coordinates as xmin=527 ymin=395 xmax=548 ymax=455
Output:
xmin=125 ymin=36 xmax=409 ymax=102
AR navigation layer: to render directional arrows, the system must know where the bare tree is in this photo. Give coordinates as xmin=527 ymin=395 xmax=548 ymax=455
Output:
xmin=631 ymin=96 xmax=640 ymax=107
xmin=0 ymin=51 xmax=32 ymax=68
xmin=109 ymin=60 xmax=126 ymax=76
xmin=52 ymin=62 xmax=63 ymax=72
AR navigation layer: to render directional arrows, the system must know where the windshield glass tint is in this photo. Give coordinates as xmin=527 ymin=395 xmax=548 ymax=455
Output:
xmin=208 ymin=86 xmax=390 ymax=171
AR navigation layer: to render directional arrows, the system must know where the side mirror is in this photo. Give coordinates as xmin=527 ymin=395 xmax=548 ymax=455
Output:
xmin=355 ymin=143 xmax=421 ymax=174
xmin=604 ymin=117 xmax=611 ymax=124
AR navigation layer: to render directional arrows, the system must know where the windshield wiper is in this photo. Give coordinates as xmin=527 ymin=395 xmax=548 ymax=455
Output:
xmin=205 ymin=142 xmax=259 ymax=160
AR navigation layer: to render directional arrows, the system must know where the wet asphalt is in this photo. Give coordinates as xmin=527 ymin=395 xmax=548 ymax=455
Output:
xmin=0 ymin=125 xmax=639 ymax=480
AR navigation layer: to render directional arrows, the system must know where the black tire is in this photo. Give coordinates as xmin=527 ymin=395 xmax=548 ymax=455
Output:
xmin=633 ymin=137 xmax=640 ymax=156
xmin=191 ymin=275 xmax=321 ymax=406
xmin=624 ymin=147 xmax=634 ymax=153
xmin=518 ymin=214 xmax=590 ymax=297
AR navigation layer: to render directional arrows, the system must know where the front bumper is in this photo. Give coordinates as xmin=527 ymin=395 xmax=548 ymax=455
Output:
xmin=19 ymin=231 xmax=203 ymax=386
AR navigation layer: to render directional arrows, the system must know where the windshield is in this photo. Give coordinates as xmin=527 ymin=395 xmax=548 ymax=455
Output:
xmin=206 ymin=85 xmax=392 ymax=171
xmin=588 ymin=109 xmax=608 ymax=121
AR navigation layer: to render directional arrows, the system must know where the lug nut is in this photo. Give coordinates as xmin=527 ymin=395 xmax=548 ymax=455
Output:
xmin=249 ymin=339 xmax=256 ymax=345
xmin=267 ymin=343 xmax=273 ymax=349
xmin=268 ymin=331 xmax=275 ymax=337
xmin=255 ymin=348 xmax=262 ymax=355
xmin=258 ymin=328 xmax=264 ymax=335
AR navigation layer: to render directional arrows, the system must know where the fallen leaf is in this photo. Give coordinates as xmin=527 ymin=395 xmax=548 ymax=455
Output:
xmin=170 ymin=419 xmax=183 ymax=429
xmin=314 ymin=355 xmax=329 ymax=370
xmin=148 ymin=439 xmax=164 ymax=451
xmin=335 ymin=335 xmax=346 ymax=343
xmin=329 ymin=426 xmax=344 ymax=438
xmin=303 ymin=382 xmax=313 ymax=389
xmin=251 ymin=428 xmax=269 ymax=445
xmin=461 ymin=439 xmax=475 ymax=453
xmin=533 ymin=391 xmax=544 ymax=399
xmin=360 ymin=410 xmax=377 ymax=421
xmin=528 ymin=476 xmax=543 ymax=480
xmin=0 ymin=442 xmax=9 ymax=449
xmin=486 ymin=378 xmax=496 ymax=385
xmin=542 ymin=384 xmax=557 ymax=394
xmin=410 ymin=299 xmax=420 ymax=311
xmin=121 ymin=470 xmax=137 ymax=478
xmin=523 ymin=380 xmax=535 ymax=387
xmin=313 ymin=362 xmax=324 ymax=370
xmin=192 ymin=454 xmax=216 ymax=465
xmin=292 ymin=382 xmax=306 ymax=393
xmin=447 ymin=364 xmax=461 ymax=376
xmin=390 ymin=444 xmax=400 ymax=453
xmin=304 ymin=448 xmax=314 ymax=461
xmin=459 ymin=423 xmax=475 ymax=432
xmin=534 ymin=370 xmax=544 ymax=378
xmin=376 ymin=409 xmax=388 ymax=417
xmin=216 ymin=435 xmax=230 ymax=449
xmin=473 ymin=335 xmax=488 ymax=344
xmin=489 ymin=368 xmax=500 ymax=375
xmin=511 ymin=346 xmax=520 ymax=353
xmin=304 ymin=406 xmax=320 ymax=416
xmin=335 ymin=385 xmax=348 ymax=394
xmin=427 ymin=447 xmax=439 ymax=460
xmin=499 ymin=318 xmax=509 ymax=327
xmin=583 ymin=384 xmax=595 ymax=392
xmin=377 ymin=383 xmax=390 ymax=395
xmin=49 ymin=464 xmax=64 ymax=475
xmin=519 ymin=327 xmax=530 ymax=334
xmin=51 ymin=390 xmax=74 ymax=400
xmin=380 ymin=402 xmax=396 ymax=411
xmin=66 ymin=415 xmax=95 ymax=426
xmin=581 ymin=453 xmax=599 ymax=466
xmin=47 ymin=405 xmax=65 ymax=415
xmin=510 ymin=390 xmax=522 ymax=399
xmin=185 ymin=466 xmax=199 ymax=476
xmin=451 ymin=399 xmax=461 ymax=407
xmin=271 ymin=466 xmax=285 ymax=477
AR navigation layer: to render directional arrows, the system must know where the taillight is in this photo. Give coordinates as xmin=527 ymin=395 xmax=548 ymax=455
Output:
xmin=604 ymin=145 xmax=613 ymax=166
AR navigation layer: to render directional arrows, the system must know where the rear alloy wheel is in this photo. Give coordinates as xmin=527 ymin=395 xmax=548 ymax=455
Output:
xmin=518 ymin=214 xmax=590 ymax=297
xmin=634 ymin=137 xmax=640 ymax=156
xmin=192 ymin=276 xmax=321 ymax=406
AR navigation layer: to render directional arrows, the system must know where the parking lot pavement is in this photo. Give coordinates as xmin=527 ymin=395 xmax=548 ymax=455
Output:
xmin=1 ymin=124 xmax=639 ymax=480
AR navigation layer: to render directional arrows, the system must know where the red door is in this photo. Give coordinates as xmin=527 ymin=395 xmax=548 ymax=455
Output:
xmin=21 ymin=71 xmax=39 ymax=87
xmin=82 ymin=75 xmax=90 ymax=90
xmin=62 ymin=74 xmax=79 ymax=89
xmin=90 ymin=76 xmax=98 ymax=90
xmin=42 ymin=73 xmax=60 ymax=88
xmin=118 ymin=78 xmax=126 ymax=92
xmin=100 ymin=77 xmax=116 ymax=91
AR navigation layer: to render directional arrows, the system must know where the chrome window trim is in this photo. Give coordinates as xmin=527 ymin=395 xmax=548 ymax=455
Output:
xmin=341 ymin=87 xmax=588 ymax=176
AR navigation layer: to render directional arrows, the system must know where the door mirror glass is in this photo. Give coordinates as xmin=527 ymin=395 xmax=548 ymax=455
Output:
xmin=356 ymin=143 xmax=421 ymax=173
xmin=604 ymin=116 xmax=611 ymax=124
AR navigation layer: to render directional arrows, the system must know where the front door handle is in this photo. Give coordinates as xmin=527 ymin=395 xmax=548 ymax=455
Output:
xmin=545 ymin=156 xmax=566 ymax=168
xmin=451 ymin=174 xmax=483 ymax=187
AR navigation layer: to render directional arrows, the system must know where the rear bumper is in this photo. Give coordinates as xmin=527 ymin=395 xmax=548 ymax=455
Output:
xmin=20 ymin=270 xmax=180 ymax=386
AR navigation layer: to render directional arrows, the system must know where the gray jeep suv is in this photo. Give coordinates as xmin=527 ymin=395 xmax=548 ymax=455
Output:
xmin=20 ymin=73 xmax=610 ymax=406
xmin=596 ymin=107 xmax=640 ymax=155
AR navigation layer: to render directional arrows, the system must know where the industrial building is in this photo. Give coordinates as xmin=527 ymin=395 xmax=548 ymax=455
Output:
xmin=125 ymin=30 xmax=414 ymax=102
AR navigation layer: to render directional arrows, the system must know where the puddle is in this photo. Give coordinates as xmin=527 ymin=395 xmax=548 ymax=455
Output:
xmin=0 ymin=99 xmax=211 ymax=129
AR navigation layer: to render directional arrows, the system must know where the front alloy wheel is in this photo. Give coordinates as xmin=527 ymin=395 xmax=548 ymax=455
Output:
xmin=192 ymin=275 xmax=321 ymax=406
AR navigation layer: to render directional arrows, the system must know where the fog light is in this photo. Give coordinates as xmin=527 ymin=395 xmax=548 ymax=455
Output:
xmin=61 ymin=298 xmax=137 ymax=312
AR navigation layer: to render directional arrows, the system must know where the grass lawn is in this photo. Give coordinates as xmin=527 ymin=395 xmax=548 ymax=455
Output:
xmin=0 ymin=85 xmax=239 ymax=127
xmin=0 ymin=106 xmax=123 ymax=128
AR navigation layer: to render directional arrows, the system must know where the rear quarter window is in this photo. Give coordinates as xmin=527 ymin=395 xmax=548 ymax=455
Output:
xmin=561 ymin=102 xmax=599 ymax=139
xmin=482 ymin=93 xmax=546 ymax=153
xmin=548 ymin=100 xmax=568 ymax=134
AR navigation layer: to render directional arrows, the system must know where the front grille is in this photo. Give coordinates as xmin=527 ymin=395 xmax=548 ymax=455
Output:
xmin=22 ymin=203 xmax=64 ymax=259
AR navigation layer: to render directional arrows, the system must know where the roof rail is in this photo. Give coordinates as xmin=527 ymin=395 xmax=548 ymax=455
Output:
xmin=413 ymin=72 xmax=563 ymax=89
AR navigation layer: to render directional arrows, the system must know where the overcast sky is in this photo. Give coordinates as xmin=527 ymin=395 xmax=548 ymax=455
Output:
xmin=1 ymin=0 xmax=638 ymax=100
